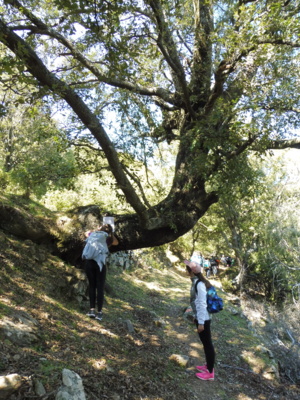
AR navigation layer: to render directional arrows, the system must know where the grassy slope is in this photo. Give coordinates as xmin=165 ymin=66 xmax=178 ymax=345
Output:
xmin=0 ymin=209 xmax=299 ymax=399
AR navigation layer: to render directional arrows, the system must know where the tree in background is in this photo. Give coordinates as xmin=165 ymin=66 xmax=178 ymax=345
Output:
xmin=247 ymin=153 xmax=300 ymax=303
xmin=0 ymin=101 xmax=77 ymax=197
xmin=180 ymin=151 xmax=300 ymax=302
xmin=0 ymin=0 xmax=300 ymax=250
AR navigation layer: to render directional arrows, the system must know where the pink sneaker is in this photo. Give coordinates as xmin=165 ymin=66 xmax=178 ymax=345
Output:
xmin=195 ymin=364 xmax=208 ymax=372
xmin=195 ymin=369 xmax=214 ymax=381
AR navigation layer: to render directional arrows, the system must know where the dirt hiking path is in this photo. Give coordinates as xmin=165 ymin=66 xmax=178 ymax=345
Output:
xmin=162 ymin=273 xmax=297 ymax=400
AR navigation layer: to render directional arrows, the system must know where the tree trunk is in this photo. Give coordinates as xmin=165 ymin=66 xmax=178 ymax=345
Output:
xmin=1 ymin=4 xmax=299 ymax=267
xmin=58 ymin=189 xmax=218 ymax=266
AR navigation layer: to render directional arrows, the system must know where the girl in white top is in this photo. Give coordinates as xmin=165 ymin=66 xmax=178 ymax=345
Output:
xmin=184 ymin=260 xmax=215 ymax=381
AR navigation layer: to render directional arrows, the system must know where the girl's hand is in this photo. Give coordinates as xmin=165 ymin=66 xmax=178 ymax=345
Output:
xmin=197 ymin=324 xmax=204 ymax=333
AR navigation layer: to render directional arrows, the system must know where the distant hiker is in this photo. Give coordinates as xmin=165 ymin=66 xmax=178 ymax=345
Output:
xmin=190 ymin=251 xmax=204 ymax=267
xmin=82 ymin=224 xmax=119 ymax=321
xmin=225 ymin=256 xmax=232 ymax=268
xmin=184 ymin=260 xmax=216 ymax=381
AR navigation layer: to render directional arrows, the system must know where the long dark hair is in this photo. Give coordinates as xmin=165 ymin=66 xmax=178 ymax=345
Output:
xmin=186 ymin=266 xmax=212 ymax=289
xmin=99 ymin=224 xmax=113 ymax=240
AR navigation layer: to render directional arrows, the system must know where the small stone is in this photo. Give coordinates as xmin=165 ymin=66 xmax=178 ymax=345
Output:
xmin=0 ymin=373 xmax=22 ymax=399
xmin=33 ymin=379 xmax=46 ymax=396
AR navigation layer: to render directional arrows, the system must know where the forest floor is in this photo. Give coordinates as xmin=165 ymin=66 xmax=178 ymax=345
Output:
xmin=0 ymin=230 xmax=300 ymax=400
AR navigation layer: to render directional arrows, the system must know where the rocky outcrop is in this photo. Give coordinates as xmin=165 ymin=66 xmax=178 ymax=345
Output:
xmin=0 ymin=311 xmax=39 ymax=347
xmin=55 ymin=369 xmax=86 ymax=400
xmin=0 ymin=202 xmax=53 ymax=244
xmin=0 ymin=370 xmax=87 ymax=400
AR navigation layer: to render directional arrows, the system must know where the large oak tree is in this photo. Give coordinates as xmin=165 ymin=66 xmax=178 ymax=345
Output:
xmin=0 ymin=0 xmax=300 ymax=252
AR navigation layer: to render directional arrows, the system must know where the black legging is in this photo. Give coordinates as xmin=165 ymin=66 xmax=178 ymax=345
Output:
xmin=84 ymin=259 xmax=107 ymax=311
xmin=195 ymin=319 xmax=215 ymax=373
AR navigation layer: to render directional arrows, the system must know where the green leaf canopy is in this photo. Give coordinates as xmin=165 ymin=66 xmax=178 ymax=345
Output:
xmin=0 ymin=0 xmax=300 ymax=249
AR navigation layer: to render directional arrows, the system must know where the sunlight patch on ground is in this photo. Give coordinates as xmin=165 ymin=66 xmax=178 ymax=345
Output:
xmin=98 ymin=327 xmax=119 ymax=338
xmin=165 ymin=287 xmax=186 ymax=293
xmin=238 ymin=394 xmax=269 ymax=400
xmin=189 ymin=347 xmax=200 ymax=358
xmin=209 ymin=278 xmax=222 ymax=288
xmin=189 ymin=341 xmax=202 ymax=354
xmin=149 ymin=334 xmax=161 ymax=346
xmin=237 ymin=395 xmax=256 ymax=400
xmin=0 ymin=296 xmax=12 ymax=305
xmin=172 ymin=332 xmax=189 ymax=340
xmin=77 ymin=323 xmax=119 ymax=339
xmin=241 ymin=350 xmax=265 ymax=374
xmin=133 ymin=277 xmax=187 ymax=295
xmin=91 ymin=358 xmax=107 ymax=370
xmin=142 ymin=281 xmax=161 ymax=291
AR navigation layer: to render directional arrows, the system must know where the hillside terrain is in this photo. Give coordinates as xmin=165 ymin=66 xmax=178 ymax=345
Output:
xmin=0 ymin=204 xmax=299 ymax=399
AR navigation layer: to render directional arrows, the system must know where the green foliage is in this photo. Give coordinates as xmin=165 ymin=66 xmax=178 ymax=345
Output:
xmin=0 ymin=101 xmax=78 ymax=198
xmin=0 ymin=0 xmax=300 ymax=261
xmin=239 ymin=153 xmax=300 ymax=302
xmin=0 ymin=170 xmax=8 ymax=190
xmin=221 ymin=276 xmax=236 ymax=293
xmin=175 ymin=150 xmax=300 ymax=303
xmin=1 ymin=0 xmax=300 ymax=171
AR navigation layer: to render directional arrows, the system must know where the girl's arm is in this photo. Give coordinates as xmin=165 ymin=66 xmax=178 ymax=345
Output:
xmin=195 ymin=281 xmax=207 ymax=326
xmin=111 ymin=235 xmax=119 ymax=246
xmin=107 ymin=234 xmax=119 ymax=247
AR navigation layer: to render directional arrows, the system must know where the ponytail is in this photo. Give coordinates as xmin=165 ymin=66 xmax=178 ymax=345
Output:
xmin=186 ymin=265 xmax=212 ymax=289
xmin=194 ymin=271 xmax=212 ymax=289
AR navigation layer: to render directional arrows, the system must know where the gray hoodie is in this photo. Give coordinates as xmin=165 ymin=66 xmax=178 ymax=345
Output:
xmin=82 ymin=231 xmax=109 ymax=271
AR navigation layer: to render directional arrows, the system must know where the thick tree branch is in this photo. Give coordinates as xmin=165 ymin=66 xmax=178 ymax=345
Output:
xmin=0 ymin=18 xmax=149 ymax=221
xmin=261 ymin=138 xmax=300 ymax=150
xmin=214 ymin=135 xmax=300 ymax=168
xmin=204 ymin=45 xmax=256 ymax=115
xmin=190 ymin=0 xmax=213 ymax=103
xmin=146 ymin=0 xmax=194 ymax=116
xmin=203 ymin=60 xmax=233 ymax=115
xmin=257 ymin=39 xmax=300 ymax=48
xmin=121 ymin=164 xmax=152 ymax=209
xmin=237 ymin=138 xmax=300 ymax=152
xmin=3 ymin=0 xmax=179 ymax=107
xmin=209 ymin=134 xmax=259 ymax=176
xmin=258 ymin=103 xmax=300 ymax=114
